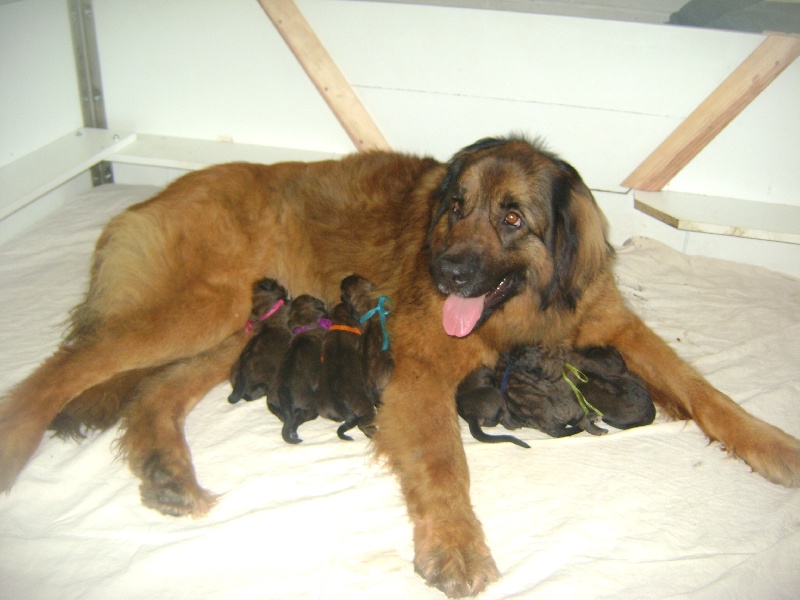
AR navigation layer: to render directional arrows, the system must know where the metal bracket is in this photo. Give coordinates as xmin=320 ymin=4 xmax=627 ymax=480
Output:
xmin=69 ymin=0 xmax=113 ymax=185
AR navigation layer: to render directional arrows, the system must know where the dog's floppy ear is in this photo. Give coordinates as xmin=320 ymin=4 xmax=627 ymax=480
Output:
xmin=540 ymin=160 xmax=611 ymax=312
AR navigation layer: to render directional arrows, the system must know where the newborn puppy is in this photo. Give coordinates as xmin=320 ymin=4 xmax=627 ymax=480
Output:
xmin=456 ymin=366 xmax=530 ymax=448
xmin=498 ymin=346 xmax=607 ymax=438
xmin=349 ymin=275 xmax=395 ymax=436
xmin=276 ymin=295 xmax=331 ymax=444
xmin=227 ymin=278 xmax=291 ymax=408
xmin=319 ymin=275 xmax=376 ymax=440
xmin=570 ymin=346 xmax=655 ymax=429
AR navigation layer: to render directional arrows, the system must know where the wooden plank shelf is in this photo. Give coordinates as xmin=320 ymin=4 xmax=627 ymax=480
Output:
xmin=108 ymin=133 xmax=342 ymax=171
xmin=0 ymin=127 xmax=135 ymax=221
xmin=634 ymin=190 xmax=800 ymax=245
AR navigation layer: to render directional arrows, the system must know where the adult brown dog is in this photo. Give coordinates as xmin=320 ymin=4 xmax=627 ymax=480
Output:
xmin=1 ymin=136 xmax=799 ymax=597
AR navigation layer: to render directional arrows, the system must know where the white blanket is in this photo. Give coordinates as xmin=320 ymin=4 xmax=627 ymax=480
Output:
xmin=1 ymin=184 xmax=798 ymax=600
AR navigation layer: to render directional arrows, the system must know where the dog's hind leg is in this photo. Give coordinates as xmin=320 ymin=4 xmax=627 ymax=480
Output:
xmin=0 ymin=330 xmax=196 ymax=493
xmin=118 ymin=333 xmax=248 ymax=517
xmin=0 ymin=279 xmax=253 ymax=494
xmin=578 ymin=299 xmax=800 ymax=487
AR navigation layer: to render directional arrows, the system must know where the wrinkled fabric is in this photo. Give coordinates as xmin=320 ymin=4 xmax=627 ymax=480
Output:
xmin=0 ymin=185 xmax=798 ymax=600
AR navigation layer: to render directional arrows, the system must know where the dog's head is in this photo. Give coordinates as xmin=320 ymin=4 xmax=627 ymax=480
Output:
xmin=427 ymin=136 xmax=611 ymax=338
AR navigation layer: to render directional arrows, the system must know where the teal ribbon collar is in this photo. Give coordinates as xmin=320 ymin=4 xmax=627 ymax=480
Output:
xmin=359 ymin=295 xmax=392 ymax=351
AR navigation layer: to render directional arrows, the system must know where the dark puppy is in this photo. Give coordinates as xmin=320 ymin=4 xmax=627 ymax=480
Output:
xmin=456 ymin=366 xmax=529 ymax=448
xmin=319 ymin=275 xmax=378 ymax=440
xmin=227 ymin=278 xmax=290 ymax=408
xmin=351 ymin=276 xmax=395 ymax=435
xmin=276 ymin=295 xmax=331 ymax=444
xmin=570 ymin=346 xmax=655 ymax=429
xmin=498 ymin=346 xmax=607 ymax=438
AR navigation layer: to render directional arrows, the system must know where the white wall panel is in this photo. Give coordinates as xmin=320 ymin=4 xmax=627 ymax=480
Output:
xmin=354 ymin=86 xmax=680 ymax=191
xmin=300 ymin=0 xmax=796 ymax=206
xmin=667 ymin=58 xmax=800 ymax=207
xmin=90 ymin=0 xmax=798 ymax=208
xmin=302 ymin=1 xmax=761 ymax=118
xmin=94 ymin=0 xmax=355 ymax=153
xmin=0 ymin=0 xmax=83 ymax=167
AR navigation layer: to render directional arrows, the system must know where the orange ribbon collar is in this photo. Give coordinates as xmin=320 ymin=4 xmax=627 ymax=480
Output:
xmin=327 ymin=324 xmax=362 ymax=335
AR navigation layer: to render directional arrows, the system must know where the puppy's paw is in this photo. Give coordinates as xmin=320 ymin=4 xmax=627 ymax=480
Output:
xmin=139 ymin=452 xmax=217 ymax=517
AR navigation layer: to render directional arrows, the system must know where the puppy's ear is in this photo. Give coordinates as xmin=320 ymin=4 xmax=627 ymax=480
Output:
xmin=540 ymin=161 xmax=611 ymax=312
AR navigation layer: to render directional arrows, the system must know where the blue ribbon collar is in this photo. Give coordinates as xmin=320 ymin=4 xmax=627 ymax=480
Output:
xmin=359 ymin=295 xmax=392 ymax=351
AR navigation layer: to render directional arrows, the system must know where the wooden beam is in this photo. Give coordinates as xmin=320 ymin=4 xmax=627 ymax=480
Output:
xmin=622 ymin=33 xmax=800 ymax=191
xmin=258 ymin=0 xmax=391 ymax=152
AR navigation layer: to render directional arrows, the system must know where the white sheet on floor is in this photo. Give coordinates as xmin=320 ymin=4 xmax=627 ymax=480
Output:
xmin=0 ymin=184 xmax=798 ymax=600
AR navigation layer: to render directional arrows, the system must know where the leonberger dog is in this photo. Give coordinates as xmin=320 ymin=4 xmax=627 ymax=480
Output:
xmin=1 ymin=136 xmax=799 ymax=598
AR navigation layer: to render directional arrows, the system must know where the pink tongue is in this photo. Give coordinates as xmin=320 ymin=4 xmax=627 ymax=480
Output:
xmin=442 ymin=294 xmax=486 ymax=337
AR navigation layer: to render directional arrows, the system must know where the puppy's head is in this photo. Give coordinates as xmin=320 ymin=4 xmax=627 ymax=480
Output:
xmin=287 ymin=294 xmax=328 ymax=331
xmin=508 ymin=345 xmax=566 ymax=382
xmin=427 ymin=136 xmax=612 ymax=338
xmin=250 ymin=278 xmax=289 ymax=319
xmin=339 ymin=274 xmax=377 ymax=317
xmin=572 ymin=345 xmax=628 ymax=377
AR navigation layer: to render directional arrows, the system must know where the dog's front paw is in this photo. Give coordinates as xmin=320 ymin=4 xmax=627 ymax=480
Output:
xmin=414 ymin=544 xmax=500 ymax=598
xmin=413 ymin=520 xmax=500 ymax=598
xmin=735 ymin=420 xmax=800 ymax=488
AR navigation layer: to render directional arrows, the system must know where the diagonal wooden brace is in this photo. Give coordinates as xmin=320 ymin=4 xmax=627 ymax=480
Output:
xmin=258 ymin=0 xmax=391 ymax=152
xmin=622 ymin=33 xmax=800 ymax=191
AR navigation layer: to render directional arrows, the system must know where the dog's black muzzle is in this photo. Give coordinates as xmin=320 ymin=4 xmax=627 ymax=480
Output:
xmin=430 ymin=250 xmax=494 ymax=297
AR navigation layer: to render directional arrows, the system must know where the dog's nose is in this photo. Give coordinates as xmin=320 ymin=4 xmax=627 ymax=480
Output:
xmin=435 ymin=254 xmax=476 ymax=288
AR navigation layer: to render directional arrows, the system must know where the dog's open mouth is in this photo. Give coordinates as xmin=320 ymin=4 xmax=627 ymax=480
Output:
xmin=442 ymin=276 xmax=516 ymax=338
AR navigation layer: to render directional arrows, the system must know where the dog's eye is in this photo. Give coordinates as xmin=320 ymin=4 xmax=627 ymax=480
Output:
xmin=452 ymin=198 xmax=463 ymax=214
xmin=504 ymin=211 xmax=523 ymax=228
